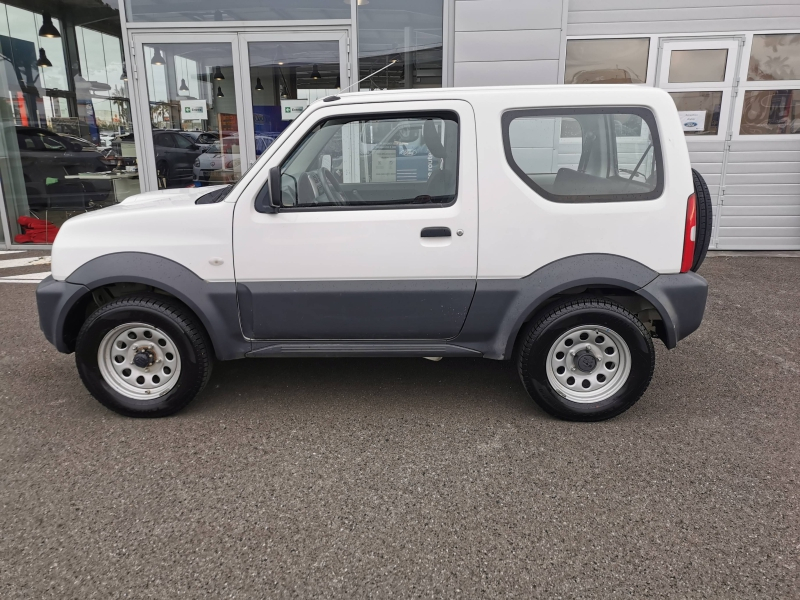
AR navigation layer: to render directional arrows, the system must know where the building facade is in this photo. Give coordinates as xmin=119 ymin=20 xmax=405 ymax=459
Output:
xmin=1 ymin=0 xmax=799 ymax=250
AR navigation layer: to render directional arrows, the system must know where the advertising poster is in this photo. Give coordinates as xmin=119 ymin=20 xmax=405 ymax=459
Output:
xmin=217 ymin=113 xmax=238 ymax=172
xmin=678 ymin=111 xmax=706 ymax=132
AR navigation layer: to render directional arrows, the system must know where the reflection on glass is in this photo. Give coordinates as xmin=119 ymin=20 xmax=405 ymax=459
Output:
xmin=125 ymin=0 xmax=349 ymax=22
xmin=668 ymin=91 xmax=723 ymax=135
xmin=279 ymin=114 xmax=458 ymax=207
xmin=507 ymin=112 xmax=657 ymax=199
xmin=565 ymin=38 xmax=649 ymax=84
xmin=357 ymin=0 xmax=443 ymax=90
xmin=741 ymin=90 xmax=800 ymax=135
xmin=247 ymin=41 xmax=340 ymax=156
xmin=143 ymin=43 xmax=243 ymax=188
xmin=668 ymin=49 xmax=728 ymax=83
xmin=748 ymin=34 xmax=800 ymax=81
xmin=0 ymin=0 xmax=137 ymax=245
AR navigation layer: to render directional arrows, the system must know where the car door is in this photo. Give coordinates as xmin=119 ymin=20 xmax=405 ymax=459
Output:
xmin=232 ymin=100 xmax=478 ymax=341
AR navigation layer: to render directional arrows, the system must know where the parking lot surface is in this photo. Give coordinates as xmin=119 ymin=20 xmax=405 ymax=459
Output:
xmin=0 ymin=255 xmax=797 ymax=598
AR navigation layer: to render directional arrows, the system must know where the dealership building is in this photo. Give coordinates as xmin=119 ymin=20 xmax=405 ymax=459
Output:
xmin=1 ymin=0 xmax=799 ymax=249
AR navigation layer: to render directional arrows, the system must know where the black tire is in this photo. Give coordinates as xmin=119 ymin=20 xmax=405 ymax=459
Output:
xmin=691 ymin=168 xmax=713 ymax=272
xmin=75 ymin=294 xmax=213 ymax=418
xmin=156 ymin=161 xmax=169 ymax=188
xmin=517 ymin=298 xmax=655 ymax=422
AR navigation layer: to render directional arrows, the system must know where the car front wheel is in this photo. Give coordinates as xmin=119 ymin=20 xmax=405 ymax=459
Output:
xmin=517 ymin=298 xmax=655 ymax=421
xmin=75 ymin=294 xmax=212 ymax=417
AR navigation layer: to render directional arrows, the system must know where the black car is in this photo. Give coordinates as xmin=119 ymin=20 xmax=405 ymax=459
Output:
xmin=112 ymin=130 xmax=203 ymax=188
xmin=16 ymin=126 xmax=112 ymax=210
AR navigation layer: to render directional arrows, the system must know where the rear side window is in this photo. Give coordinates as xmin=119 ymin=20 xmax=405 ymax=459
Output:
xmin=502 ymin=107 xmax=663 ymax=202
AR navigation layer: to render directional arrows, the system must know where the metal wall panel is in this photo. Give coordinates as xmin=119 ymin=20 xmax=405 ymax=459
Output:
xmin=454 ymin=29 xmax=562 ymax=63
xmin=453 ymin=60 xmax=560 ymax=86
xmin=455 ymin=0 xmax=563 ymax=32
xmin=453 ymin=0 xmax=566 ymax=86
xmin=567 ymin=1 xmax=800 ymax=36
xmin=718 ymin=140 xmax=800 ymax=250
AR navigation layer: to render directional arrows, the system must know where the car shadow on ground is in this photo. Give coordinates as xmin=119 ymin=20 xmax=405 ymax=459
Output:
xmin=184 ymin=356 xmax=545 ymax=419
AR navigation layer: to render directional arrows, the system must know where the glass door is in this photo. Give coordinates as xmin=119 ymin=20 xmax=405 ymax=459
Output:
xmin=657 ymin=39 xmax=742 ymax=140
xmin=238 ymin=32 xmax=349 ymax=169
xmin=132 ymin=34 xmax=249 ymax=191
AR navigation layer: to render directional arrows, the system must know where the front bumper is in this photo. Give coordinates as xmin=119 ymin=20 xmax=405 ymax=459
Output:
xmin=638 ymin=271 xmax=708 ymax=349
xmin=36 ymin=275 xmax=90 ymax=353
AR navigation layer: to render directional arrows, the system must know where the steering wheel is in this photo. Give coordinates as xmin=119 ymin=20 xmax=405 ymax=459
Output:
xmin=315 ymin=167 xmax=346 ymax=205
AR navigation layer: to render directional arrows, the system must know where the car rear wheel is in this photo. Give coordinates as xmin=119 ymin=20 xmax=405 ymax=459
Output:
xmin=517 ymin=298 xmax=655 ymax=421
xmin=75 ymin=294 xmax=212 ymax=417
xmin=691 ymin=169 xmax=713 ymax=272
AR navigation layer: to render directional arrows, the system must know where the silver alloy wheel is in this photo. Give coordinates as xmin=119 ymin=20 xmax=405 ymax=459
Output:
xmin=546 ymin=325 xmax=631 ymax=403
xmin=97 ymin=322 xmax=181 ymax=400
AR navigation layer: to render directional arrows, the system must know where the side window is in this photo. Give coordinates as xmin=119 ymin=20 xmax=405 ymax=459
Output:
xmin=154 ymin=134 xmax=174 ymax=148
xmin=172 ymin=133 xmax=195 ymax=149
xmin=502 ymin=108 xmax=663 ymax=202
xmin=276 ymin=111 xmax=459 ymax=208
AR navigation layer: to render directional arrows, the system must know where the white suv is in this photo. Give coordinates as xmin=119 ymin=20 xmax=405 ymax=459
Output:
xmin=37 ymin=85 xmax=711 ymax=421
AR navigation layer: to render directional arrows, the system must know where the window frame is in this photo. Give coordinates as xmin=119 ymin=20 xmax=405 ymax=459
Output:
xmin=274 ymin=109 xmax=461 ymax=212
xmin=501 ymin=106 xmax=665 ymax=204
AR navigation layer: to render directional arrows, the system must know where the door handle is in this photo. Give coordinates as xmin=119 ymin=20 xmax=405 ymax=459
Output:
xmin=421 ymin=227 xmax=451 ymax=238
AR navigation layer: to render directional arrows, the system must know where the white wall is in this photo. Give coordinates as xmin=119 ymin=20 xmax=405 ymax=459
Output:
xmin=452 ymin=0 xmax=566 ymax=86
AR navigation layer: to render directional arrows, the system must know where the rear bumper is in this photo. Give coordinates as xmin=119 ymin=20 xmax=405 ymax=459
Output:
xmin=638 ymin=271 xmax=708 ymax=349
xmin=36 ymin=275 xmax=89 ymax=353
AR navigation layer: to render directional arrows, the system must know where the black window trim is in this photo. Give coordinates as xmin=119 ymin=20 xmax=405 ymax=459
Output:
xmin=273 ymin=109 xmax=461 ymax=213
xmin=501 ymin=106 xmax=664 ymax=203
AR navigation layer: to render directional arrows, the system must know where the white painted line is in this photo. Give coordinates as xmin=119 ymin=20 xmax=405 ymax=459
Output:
xmin=0 ymin=251 xmax=23 ymax=255
xmin=0 ymin=256 xmax=51 ymax=269
xmin=0 ymin=271 xmax=50 ymax=283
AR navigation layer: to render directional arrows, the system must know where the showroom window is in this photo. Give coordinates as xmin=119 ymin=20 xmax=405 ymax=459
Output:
xmin=357 ymin=0 xmax=443 ymax=90
xmin=502 ymin=108 xmax=662 ymax=203
xmin=740 ymin=34 xmax=800 ymax=135
xmin=0 ymin=0 xmax=136 ymax=245
xmin=276 ymin=112 xmax=459 ymax=208
xmin=565 ymin=38 xmax=650 ymax=85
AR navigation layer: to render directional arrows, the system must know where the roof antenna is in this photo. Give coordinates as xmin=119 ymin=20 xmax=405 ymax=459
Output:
xmin=323 ymin=59 xmax=398 ymax=102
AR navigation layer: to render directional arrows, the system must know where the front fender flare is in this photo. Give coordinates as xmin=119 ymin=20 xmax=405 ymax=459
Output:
xmin=64 ymin=252 xmax=248 ymax=360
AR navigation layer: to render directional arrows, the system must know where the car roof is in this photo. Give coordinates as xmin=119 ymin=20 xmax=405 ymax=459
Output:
xmin=319 ymin=84 xmax=673 ymax=109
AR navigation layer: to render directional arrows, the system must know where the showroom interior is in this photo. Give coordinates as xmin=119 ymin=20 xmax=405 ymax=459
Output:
xmin=0 ymin=0 xmax=799 ymax=250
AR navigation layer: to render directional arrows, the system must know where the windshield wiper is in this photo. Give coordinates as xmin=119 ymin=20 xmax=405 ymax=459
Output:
xmin=195 ymin=184 xmax=233 ymax=205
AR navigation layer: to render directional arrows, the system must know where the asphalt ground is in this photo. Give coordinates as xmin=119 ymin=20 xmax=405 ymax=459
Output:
xmin=0 ymin=254 xmax=797 ymax=599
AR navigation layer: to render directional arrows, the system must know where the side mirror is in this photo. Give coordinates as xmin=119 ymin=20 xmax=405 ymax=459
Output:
xmin=255 ymin=165 xmax=283 ymax=214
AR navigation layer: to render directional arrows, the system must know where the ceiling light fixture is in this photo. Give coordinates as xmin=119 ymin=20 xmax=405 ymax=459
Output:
xmin=311 ymin=64 xmax=321 ymax=80
xmin=38 ymin=12 xmax=61 ymax=38
xmin=213 ymin=66 xmax=225 ymax=80
xmin=120 ymin=67 xmax=128 ymax=81
xmin=36 ymin=48 xmax=52 ymax=68
xmin=255 ymin=77 xmax=264 ymax=91
xmin=151 ymin=48 xmax=165 ymax=66
xmin=217 ymin=86 xmax=224 ymax=98
xmin=179 ymin=78 xmax=189 ymax=92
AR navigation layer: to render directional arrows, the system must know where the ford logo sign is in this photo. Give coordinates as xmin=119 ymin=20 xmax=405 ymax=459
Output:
xmin=685 ymin=121 xmax=698 ymax=128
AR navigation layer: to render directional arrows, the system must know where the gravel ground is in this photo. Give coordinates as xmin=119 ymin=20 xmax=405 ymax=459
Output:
xmin=0 ymin=255 xmax=797 ymax=599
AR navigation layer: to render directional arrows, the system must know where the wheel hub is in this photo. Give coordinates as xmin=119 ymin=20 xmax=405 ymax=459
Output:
xmin=574 ymin=349 xmax=598 ymax=373
xmin=133 ymin=349 xmax=155 ymax=368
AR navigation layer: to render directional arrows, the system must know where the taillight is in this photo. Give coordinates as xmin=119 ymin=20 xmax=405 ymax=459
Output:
xmin=681 ymin=193 xmax=697 ymax=273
